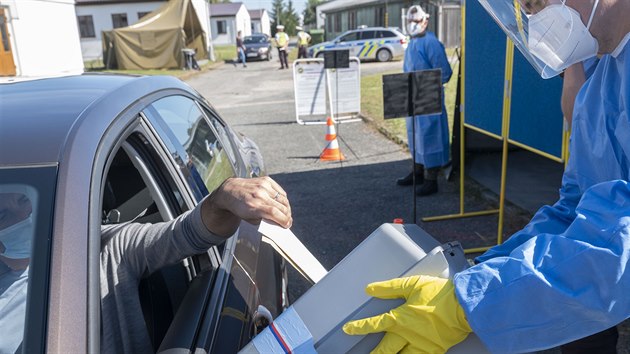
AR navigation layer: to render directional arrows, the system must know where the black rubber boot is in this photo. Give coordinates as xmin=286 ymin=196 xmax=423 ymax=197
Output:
xmin=417 ymin=167 xmax=439 ymax=196
xmin=397 ymin=164 xmax=424 ymax=186
xmin=416 ymin=179 xmax=438 ymax=196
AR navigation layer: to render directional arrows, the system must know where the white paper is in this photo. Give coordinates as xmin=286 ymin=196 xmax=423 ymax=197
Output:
xmin=258 ymin=220 xmax=327 ymax=284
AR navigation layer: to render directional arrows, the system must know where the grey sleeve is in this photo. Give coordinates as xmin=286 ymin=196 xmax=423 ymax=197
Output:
xmin=101 ymin=201 xmax=227 ymax=279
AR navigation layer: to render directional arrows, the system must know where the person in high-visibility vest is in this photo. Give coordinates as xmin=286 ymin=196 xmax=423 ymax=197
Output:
xmin=275 ymin=25 xmax=290 ymax=69
xmin=296 ymin=26 xmax=311 ymax=59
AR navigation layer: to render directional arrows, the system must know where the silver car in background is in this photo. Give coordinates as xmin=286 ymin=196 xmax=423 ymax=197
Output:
xmin=309 ymin=27 xmax=408 ymax=62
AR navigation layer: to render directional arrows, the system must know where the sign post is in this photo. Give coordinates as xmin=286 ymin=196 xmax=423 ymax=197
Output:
xmin=382 ymin=69 xmax=443 ymax=223
xmin=292 ymin=54 xmax=362 ymax=125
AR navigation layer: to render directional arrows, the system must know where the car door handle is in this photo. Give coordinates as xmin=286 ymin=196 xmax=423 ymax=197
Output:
xmin=252 ymin=305 xmax=274 ymax=336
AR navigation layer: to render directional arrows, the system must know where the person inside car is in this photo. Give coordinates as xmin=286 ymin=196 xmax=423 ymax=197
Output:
xmin=0 ymin=176 xmax=292 ymax=353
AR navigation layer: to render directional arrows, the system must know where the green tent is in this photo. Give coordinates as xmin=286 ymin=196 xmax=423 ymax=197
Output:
xmin=103 ymin=0 xmax=207 ymax=70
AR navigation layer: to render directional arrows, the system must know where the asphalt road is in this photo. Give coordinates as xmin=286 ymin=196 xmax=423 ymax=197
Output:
xmin=186 ymin=57 xmax=629 ymax=353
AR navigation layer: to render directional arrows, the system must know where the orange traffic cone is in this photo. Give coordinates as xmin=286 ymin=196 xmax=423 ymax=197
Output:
xmin=320 ymin=117 xmax=345 ymax=161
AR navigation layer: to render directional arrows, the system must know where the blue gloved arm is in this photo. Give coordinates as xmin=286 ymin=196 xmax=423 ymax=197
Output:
xmin=475 ymin=167 xmax=582 ymax=263
xmin=454 ymin=179 xmax=630 ymax=353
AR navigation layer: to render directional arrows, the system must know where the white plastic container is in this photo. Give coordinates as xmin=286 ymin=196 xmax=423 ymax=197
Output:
xmin=240 ymin=223 xmax=490 ymax=353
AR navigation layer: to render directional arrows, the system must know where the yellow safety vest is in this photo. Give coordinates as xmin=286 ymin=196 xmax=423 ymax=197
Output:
xmin=275 ymin=32 xmax=289 ymax=47
xmin=298 ymin=31 xmax=310 ymax=46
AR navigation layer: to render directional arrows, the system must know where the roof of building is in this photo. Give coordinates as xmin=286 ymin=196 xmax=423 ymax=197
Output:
xmin=75 ymin=0 xmax=165 ymax=5
xmin=209 ymin=2 xmax=245 ymax=17
xmin=248 ymin=9 xmax=266 ymax=20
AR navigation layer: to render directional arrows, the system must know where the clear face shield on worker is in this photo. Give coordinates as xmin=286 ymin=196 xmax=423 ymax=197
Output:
xmin=478 ymin=0 xmax=600 ymax=79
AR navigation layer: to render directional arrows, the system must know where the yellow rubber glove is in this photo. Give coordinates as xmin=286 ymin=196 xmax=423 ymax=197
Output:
xmin=342 ymin=275 xmax=472 ymax=354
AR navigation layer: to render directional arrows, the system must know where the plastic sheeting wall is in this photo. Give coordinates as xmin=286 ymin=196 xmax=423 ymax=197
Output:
xmin=463 ymin=0 xmax=564 ymax=158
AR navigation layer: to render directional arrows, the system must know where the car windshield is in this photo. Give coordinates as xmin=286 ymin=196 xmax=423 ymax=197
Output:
xmin=0 ymin=166 xmax=56 ymax=353
xmin=244 ymin=36 xmax=266 ymax=44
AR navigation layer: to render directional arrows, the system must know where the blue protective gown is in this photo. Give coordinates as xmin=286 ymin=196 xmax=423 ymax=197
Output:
xmin=403 ymin=31 xmax=453 ymax=168
xmin=453 ymin=40 xmax=630 ymax=353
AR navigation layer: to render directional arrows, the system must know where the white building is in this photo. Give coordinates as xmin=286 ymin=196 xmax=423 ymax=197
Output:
xmin=0 ymin=0 xmax=83 ymax=77
xmin=75 ymin=0 xmax=166 ymax=61
xmin=210 ymin=2 xmax=251 ymax=45
xmin=248 ymin=9 xmax=270 ymax=36
xmin=76 ymin=0 xmax=215 ymax=62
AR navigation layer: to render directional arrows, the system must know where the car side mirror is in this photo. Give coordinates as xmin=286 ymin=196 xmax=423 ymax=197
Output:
xmin=334 ymin=39 xmax=341 ymax=44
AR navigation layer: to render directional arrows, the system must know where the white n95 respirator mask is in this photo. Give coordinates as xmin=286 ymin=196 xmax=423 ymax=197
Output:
xmin=528 ymin=0 xmax=599 ymax=72
xmin=0 ymin=215 xmax=33 ymax=260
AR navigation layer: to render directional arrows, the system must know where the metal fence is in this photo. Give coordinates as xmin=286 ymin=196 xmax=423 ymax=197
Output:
xmin=413 ymin=2 xmax=461 ymax=48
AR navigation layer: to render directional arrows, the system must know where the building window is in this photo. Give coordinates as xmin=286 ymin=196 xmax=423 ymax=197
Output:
xmin=138 ymin=12 xmax=151 ymax=20
xmin=217 ymin=20 xmax=227 ymax=34
xmin=348 ymin=11 xmax=356 ymax=30
xmin=77 ymin=15 xmax=95 ymax=38
xmin=112 ymin=13 xmax=128 ymax=28
xmin=77 ymin=15 xmax=96 ymax=38
xmin=334 ymin=13 xmax=341 ymax=32
xmin=375 ymin=6 xmax=385 ymax=27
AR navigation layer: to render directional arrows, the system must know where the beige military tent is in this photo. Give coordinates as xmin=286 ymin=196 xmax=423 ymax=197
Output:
xmin=103 ymin=0 xmax=207 ymax=70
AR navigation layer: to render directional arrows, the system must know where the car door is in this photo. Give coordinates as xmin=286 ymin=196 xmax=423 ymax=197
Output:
xmin=95 ymin=115 xmax=218 ymax=352
xmin=358 ymin=30 xmax=378 ymax=59
xmin=141 ymin=95 xmax=277 ymax=353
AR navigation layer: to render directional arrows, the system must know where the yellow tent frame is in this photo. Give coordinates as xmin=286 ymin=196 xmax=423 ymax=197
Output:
xmin=422 ymin=2 xmax=570 ymax=254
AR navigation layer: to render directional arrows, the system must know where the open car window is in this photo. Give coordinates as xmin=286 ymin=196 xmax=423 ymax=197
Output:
xmin=101 ymin=131 xmax=206 ymax=350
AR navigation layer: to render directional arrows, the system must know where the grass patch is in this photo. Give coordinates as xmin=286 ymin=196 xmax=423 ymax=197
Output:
xmin=85 ymin=60 xmax=220 ymax=80
xmin=360 ymin=55 xmax=460 ymax=147
xmin=213 ymin=44 xmax=237 ymax=62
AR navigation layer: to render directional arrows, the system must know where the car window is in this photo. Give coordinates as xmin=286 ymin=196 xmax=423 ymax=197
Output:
xmin=151 ymin=96 xmax=236 ymax=194
xmin=378 ymin=30 xmax=397 ymax=38
xmin=0 ymin=166 xmax=56 ymax=354
xmin=101 ymin=132 xmax=205 ymax=350
xmin=202 ymin=108 xmax=237 ymax=165
xmin=339 ymin=32 xmax=359 ymax=42
xmin=102 ymin=137 xmax=186 ymax=225
xmin=360 ymin=30 xmax=376 ymax=40
xmin=244 ymin=36 xmax=266 ymax=44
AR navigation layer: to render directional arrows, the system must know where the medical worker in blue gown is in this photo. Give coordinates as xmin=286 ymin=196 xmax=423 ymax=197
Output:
xmin=397 ymin=5 xmax=452 ymax=196
xmin=344 ymin=0 xmax=630 ymax=353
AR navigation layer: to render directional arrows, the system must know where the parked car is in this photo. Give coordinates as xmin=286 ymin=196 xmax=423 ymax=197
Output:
xmin=244 ymin=33 xmax=273 ymax=61
xmin=309 ymin=27 xmax=408 ymax=62
xmin=0 ymin=74 xmax=288 ymax=353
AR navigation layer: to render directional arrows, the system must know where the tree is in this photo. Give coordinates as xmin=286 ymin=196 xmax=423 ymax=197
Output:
xmin=270 ymin=0 xmax=300 ymax=35
xmin=284 ymin=0 xmax=299 ymax=35
xmin=302 ymin=0 xmax=321 ymax=28
xmin=270 ymin=0 xmax=284 ymax=36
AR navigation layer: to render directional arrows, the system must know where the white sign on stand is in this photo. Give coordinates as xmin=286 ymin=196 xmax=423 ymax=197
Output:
xmin=292 ymin=58 xmax=362 ymax=125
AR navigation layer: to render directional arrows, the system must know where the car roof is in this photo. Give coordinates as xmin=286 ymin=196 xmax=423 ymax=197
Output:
xmin=349 ymin=27 xmax=397 ymax=32
xmin=0 ymin=74 xmax=196 ymax=167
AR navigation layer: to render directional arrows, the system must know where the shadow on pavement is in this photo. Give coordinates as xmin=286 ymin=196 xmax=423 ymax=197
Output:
xmin=271 ymin=159 xmax=532 ymax=301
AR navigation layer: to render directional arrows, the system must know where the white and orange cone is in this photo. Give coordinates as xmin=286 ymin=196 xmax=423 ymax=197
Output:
xmin=320 ymin=117 xmax=345 ymax=161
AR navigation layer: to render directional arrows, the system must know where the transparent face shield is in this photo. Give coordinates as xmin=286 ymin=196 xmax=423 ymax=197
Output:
xmin=478 ymin=0 xmax=592 ymax=79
